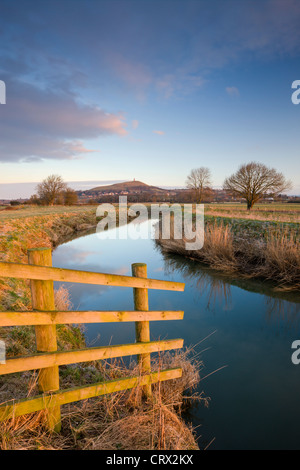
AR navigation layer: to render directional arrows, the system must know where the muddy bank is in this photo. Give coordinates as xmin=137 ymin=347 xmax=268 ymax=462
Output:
xmin=46 ymin=212 xmax=98 ymax=247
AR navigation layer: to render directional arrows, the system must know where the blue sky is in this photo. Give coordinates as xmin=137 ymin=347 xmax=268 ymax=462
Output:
xmin=0 ymin=0 xmax=300 ymax=198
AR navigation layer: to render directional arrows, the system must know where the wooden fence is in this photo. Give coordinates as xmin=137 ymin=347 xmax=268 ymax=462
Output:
xmin=0 ymin=248 xmax=185 ymax=432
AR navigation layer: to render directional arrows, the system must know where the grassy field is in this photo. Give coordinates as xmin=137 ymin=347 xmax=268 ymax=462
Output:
xmin=2 ymin=201 xmax=298 ymax=220
xmin=0 ymin=204 xmax=96 ymax=220
xmin=203 ymin=202 xmax=300 ymax=223
xmin=0 ymin=205 xmax=98 ymax=310
xmin=203 ymin=203 xmax=300 ymax=242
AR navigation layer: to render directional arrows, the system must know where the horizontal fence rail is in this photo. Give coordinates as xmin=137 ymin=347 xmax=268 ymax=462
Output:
xmin=0 ymin=249 xmax=185 ymax=432
xmin=0 ymin=310 xmax=184 ymax=327
xmin=0 ymin=368 xmax=182 ymax=422
xmin=0 ymin=261 xmax=185 ymax=291
xmin=0 ymin=339 xmax=184 ymax=375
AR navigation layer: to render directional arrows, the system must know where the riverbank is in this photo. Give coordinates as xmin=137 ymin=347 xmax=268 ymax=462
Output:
xmin=0 ymin=205 xmax=201 ymax=450
xmin=0 ymin=205 xmax=99 ymax=310
xmin=156 ymin=215 xmax=300 ymax=292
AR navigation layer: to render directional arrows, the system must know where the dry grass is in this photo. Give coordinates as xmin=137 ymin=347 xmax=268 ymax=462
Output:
xmin=0 ymin=285 xmax=87 ymax=410
xmin=0 ymin=285 xmax=86 ymax=360
xmin=157 ymin=220 xmax=237 ymax=272
xmin=248 ymin=229 xmax=300 ymax=288
xmin=204 ymin=203 xmax=300 ymax=223
xmin=0 ymin=204 xmax=96 ymax=221
xmin=0 ymin=208 xmax=203 ymax=451
xmin=0 ymin=348 xmax=204 ymax=450
xmin=0 ymin=207 xmax=98 ymax=312
xmin=197 ymin=222 xmax=237 ymax=272
xmin=157 ymin=220 xmax=300 ymax=291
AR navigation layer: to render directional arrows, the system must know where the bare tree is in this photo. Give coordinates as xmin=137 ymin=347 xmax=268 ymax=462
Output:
xmin=223 ymin=162 xmax=292 ymax=210
xmin=186 ymin=167 xmax=212 ymax=203
xmin=64 ymin=188 xmax=78 ymax=205
xmin=36 ymin=174 xmax=68 ymax=206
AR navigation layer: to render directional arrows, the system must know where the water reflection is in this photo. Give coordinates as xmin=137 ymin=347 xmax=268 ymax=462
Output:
xmin=52 ymin=220 xmax=300 ymax=450
xmin=156 ymin=244 xmax=300 ymax=327
xmin=264 ymin=297 xmax=300 ymax=330
xmin=160 ymin=251 xmax=233 ymax=311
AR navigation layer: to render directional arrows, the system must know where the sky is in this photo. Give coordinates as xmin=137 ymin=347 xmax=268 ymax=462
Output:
xmin=0 ymin=0 xmax=300 ymax=199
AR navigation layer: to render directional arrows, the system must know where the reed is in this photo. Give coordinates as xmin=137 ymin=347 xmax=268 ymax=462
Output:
xmin=157 ymin=221 xmax=300 ymax=291
xmin=0 ymin=348 xmax=202 ymax=450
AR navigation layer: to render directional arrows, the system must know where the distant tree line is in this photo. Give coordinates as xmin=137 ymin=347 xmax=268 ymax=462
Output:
xmin=83 ymin=189 xmax=216 ymax=205
xmin=28 ymin=162 xmax=292 ymax=210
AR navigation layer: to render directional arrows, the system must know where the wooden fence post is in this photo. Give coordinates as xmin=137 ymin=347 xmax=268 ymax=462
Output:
xmin=28 ymin=248 xmax=61 ymax=432
xmin=131 ymin=263 xmax=152 ymax=399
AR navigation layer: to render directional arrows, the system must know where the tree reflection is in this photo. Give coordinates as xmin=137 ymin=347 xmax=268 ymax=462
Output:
xmin=155 ymin=240 xmax=300 ymax=324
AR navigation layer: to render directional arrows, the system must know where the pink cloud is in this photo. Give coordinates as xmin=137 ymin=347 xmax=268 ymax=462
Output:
xmin=0 ymin=77 xmax=127 ymax=162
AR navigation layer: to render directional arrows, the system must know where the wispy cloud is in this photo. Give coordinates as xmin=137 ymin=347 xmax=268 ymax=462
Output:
xmin=226 ymin=86 xmax=240 ymax=97
xmin=155 ymin=73 xmax=206 ymax=99
xmin=153 ymin=130 xmax=165 ymax=135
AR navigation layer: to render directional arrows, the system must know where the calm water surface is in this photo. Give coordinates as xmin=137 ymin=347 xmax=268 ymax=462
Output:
xmin=52 ymin=220 xmax=300 ymax=450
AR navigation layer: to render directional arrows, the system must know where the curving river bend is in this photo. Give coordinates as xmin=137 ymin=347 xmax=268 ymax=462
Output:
xmin=52 ymin=219 xmax=300 ymax=450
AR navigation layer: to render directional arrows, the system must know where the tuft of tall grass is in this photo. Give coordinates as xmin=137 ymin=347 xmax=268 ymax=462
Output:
xmin=257 ymin=229 xmax=300 ymax=288
xmin=0 ymin=347 xmax=203 ymax=450
xmin=199 ymin=222 xmax=237 ymax=272
xmin=157 ymin=220 xmax=299 ymax=291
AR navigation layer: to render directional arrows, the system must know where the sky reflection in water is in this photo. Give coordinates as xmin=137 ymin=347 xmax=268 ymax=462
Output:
xmin=52 ymin=220 xmax=300 ymax=450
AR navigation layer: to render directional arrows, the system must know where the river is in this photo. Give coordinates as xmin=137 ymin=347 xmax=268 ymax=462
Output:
xmin=52 ymin=218 xmax=300 ymax=450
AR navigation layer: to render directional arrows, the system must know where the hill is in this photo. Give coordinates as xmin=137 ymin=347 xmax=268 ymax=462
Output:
xmin=85 ymin=180 xmax=168 ymax=194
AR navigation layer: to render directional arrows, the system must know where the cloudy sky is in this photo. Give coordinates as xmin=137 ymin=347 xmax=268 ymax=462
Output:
xmin=0 ymin=0 xmax=300 ymax=198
